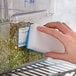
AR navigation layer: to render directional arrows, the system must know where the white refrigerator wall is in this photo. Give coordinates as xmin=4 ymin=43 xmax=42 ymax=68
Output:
xmin=0 ymin=0 xmax=76 ymax=31
xmin=51 ymin=0 xmax=76 ymax=31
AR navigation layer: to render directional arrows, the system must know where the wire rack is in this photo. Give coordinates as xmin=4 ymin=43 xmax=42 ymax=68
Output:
xmin=0 ymin=58 xmax=76 ymax=76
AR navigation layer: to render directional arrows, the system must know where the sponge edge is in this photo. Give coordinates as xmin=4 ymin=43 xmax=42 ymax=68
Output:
xmin=26 ymin=17 xmax=65 ymax=53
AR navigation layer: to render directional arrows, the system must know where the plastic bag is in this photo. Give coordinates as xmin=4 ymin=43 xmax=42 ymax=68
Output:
xmin=0 ymin=0 xmax=52 ymax=73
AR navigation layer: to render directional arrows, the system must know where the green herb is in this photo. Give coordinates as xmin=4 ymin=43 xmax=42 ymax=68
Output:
xmin=0 ymin=21 xmax=43 ymax=72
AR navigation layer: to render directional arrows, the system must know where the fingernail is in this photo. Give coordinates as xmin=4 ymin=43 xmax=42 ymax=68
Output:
xmin=44 ymin=24 xmax=46 ymax=26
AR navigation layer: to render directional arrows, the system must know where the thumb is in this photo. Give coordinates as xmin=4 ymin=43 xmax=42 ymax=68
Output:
xmin=45 ymin=52 xmax=68 ymax=61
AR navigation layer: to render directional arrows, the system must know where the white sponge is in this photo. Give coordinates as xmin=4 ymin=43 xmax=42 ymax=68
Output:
xmin=26 ymin=18 xmax=65 ymax=53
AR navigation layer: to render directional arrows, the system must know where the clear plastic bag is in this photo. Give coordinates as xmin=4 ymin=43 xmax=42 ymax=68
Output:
xmin=0 ymin=0 xmax=53 ymax=73
xmin=0 ymin=0 xmax=9 ymax=20
xmin=0 ymin=22 xmax=10 ymax=72
xmin=7 ymin=0 xmax=51 ymax=17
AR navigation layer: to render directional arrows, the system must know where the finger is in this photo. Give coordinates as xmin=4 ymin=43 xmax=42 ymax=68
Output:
xmin=44 ymin=22 xmax=72 ymax=34
xmin=62 ymin=23 xmax=72 ymax=31
xmin=45 ymin=52 xmax=68 ymax=61
xmin=37 ymin=26 xmax=66 ymax=45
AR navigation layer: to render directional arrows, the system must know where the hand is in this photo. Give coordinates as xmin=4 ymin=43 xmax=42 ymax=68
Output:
xmin=37 ymin=22 xmax=76 ymax=64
